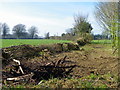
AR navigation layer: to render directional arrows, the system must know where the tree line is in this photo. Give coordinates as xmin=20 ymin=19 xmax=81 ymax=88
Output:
xmin=0 ymin=13 xmax=93 ymax=41
xmin=0 ymin=23 xmax=40 ymax=39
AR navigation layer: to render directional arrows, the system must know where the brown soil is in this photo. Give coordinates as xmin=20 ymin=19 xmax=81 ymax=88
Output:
xmin=2 ymin=43 xmax=80 ymax=84
xmin=2 ymin=43 xmax=119 ymax=85
xmin=16 ymin=44 xmax=118 ymax=77
xmin=47 ymin=44 xmax=119 ymax=77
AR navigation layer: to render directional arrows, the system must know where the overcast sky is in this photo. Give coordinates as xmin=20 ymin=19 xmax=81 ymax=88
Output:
xmin=0 ymin=1 xmax=103 ymax=36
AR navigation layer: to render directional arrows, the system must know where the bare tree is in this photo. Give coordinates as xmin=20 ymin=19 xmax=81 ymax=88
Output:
xmin=28 ymin=26 xmax=38 ymax=39
xmin=1 ymin=23 xmax=10 ymax=38
xmin=94 ymin=2 xmax=118 ymax=49
xmin=12 ymin=24 xmax=26 ymax=39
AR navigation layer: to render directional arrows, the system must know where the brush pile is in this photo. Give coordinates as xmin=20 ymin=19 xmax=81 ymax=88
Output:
xmin=2 ymin=43 xmax=79 ymax=85
xmin=2 ymin=56 xmax=77 ymax=85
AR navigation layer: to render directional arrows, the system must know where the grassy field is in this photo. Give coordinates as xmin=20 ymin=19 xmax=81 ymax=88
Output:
xmin=0 ymin=39 xmax=72 ymax=48
xmin=91 ymin=40 xmax=111 ymax=44
xmin=0 ymin=39 xmax=112 ymax=48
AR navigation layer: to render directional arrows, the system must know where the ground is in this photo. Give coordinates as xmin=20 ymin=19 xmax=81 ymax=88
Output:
xmin=49 ymin=44 xmax=118 ymax=77
xmin=34 ymin=43 xmax=119 ymax=88
xmin=2 ymin=42 xmax=119 ymax=88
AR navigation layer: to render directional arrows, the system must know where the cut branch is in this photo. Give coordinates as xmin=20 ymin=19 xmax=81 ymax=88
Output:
xmin=7 ymin=73 xmax=34 ymax=81
xmin=13 ymin=59 xmax=24 ymax=74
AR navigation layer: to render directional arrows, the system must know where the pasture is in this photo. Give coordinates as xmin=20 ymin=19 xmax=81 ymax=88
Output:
xmin=1 ymin=39 xmax=112 ymax=48
xmin=1 ymin=39 xmax=72 ymax=48
xmin=91 ymin=39 xmax=111 ymax=44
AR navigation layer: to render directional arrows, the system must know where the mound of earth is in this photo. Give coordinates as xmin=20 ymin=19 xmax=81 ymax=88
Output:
xmin=49 ymin=44 xmax=119 ymax=77
xmin=2 ymin=43 xmax=119 ymax=88
xmin=2 ymin=43 xmax=80 ymax=85
xmin=2 ymin=43 xmax=79 ymax=67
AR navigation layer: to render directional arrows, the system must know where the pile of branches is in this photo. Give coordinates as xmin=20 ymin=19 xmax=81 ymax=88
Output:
xmin=2 ymin=56 xmax=77 ymax=85
xmin=2 ymin=43 xmax=79 ymax=67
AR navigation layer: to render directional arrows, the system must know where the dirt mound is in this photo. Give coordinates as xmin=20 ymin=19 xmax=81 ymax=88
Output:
xmin=2 ymin=43 xmax=118 ymax=87
xmin=2 ymin=45 xmax=39 ymax=67
xmin=2 ymin=43 xmax=79 ymax=67
xmin=37 ymin=43 xmax=79 ymax=53
xmin=2 ymin=45 xmax=38 ymax=59
xmin=49 ymin=44 xmax=119 ymax=77
xmin=2 ymin=43 xmax=79 ymax=85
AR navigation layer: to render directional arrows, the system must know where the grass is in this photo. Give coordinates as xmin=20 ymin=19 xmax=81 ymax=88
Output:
xmin=3 ymin=73 xmax=118 ymax=88
xmin=91 ymin=40 xmax=111 ymax=44
xmin=1 ymin=39 xmax=112 ymax=48
xmin=0 ymin=39 xmax=72 ymax=48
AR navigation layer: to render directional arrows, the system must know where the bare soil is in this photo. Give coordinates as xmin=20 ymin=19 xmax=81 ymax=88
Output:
xmin=47 ymin=44 xmax=119 ymax=77
xmin=2 ymin=43 xmax=119 ymax=87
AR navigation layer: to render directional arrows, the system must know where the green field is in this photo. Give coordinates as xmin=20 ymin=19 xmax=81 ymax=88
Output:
xmin=0 ymin=39 xmax=112 ymax=48
xmin=0 ymin=39 xmax=72 ymax=48
xmin=91 ymin=40 xmax=111 ymax=44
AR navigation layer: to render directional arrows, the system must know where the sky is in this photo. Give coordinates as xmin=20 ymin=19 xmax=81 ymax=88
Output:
xmin=0 ymin=1 xmax=103 ymax=36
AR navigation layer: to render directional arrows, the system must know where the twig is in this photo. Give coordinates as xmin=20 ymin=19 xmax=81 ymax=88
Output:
xmin=7 ymin=73 xmax=34 ymax=81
